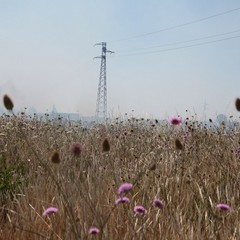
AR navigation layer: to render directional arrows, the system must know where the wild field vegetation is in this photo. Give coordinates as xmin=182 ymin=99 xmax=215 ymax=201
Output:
xmin=0 ymin=96 xmax=240 ymax=240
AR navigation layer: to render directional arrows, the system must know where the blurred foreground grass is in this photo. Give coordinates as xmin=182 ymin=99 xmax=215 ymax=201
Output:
xmin=0 ymin=113 xmax=240 ymax=239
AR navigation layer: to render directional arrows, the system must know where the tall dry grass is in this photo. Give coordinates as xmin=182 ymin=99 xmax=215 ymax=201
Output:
xmin=0 ymin=112 xmax=240 ymax=239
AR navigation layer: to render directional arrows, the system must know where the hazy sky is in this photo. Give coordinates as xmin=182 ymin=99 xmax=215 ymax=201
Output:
xmin=1 ymin=1 xmax=240 ymax=119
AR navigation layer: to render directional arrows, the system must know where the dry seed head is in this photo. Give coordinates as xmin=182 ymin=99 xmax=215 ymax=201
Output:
xmin=235 ymin=98 xmax=240 ymax=111
xmin=50 ymin=150 xmax=60 ymax=164
xmin=102 ymin=138 xmax=110 ymax=152
xmin=3 ymin=94 xmax=14 ymax=111
xmin=149 ymin=163 xmax=156 ymax=171
xmin=175 ymin=139 xmax=183 ymax=150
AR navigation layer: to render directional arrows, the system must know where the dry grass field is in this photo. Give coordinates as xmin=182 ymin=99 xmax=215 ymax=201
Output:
xmin=1 ymin=97 xmax=240 ymax=239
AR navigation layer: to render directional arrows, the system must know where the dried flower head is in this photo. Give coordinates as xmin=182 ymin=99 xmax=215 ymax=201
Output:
xmin=43 ymin=207 xmax=59 ymax=216
xmin=149 ymin=163 xmax=156 ymax=171
xmin=235 ymin=98 xmax=240 ymax=111
xmin=216 ymin=203 xmax=230 ymax=211
xmin=102 ymin=138 xmax=110 ymax=152
xmin=3 ymin=94 xmax=14 ymax=111
xmin=88 ymin=227 xmax=100 ymax=235
xmin=134 ymin=205 xmax=147 ymax=215
xmin=50 ymin=150 xmax=60 ymax=164
xmin=115 ymin=197 xmax=130 ymax=205
xmin=175 ymin=139 xmax=183 ymax=150
xmin=70 ymin=142 xmax=82 ymax=156
xmin=169 ymin=116 xmax=182 ymax=125
xmin=183 ymin=130 xmax=190 ymax=141
xmin=153 ymin=199 xmax=164 ymax=209
xmin=117 ymin=182 xmax=133 ymax=196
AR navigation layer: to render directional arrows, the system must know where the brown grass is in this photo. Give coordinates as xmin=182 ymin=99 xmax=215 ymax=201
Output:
xmin=0 ymin=114 xmax=240 ymax=239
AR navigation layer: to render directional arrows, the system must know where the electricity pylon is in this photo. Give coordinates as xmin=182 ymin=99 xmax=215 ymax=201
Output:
xmin=94 ymin=42 xmax=114 ymax=120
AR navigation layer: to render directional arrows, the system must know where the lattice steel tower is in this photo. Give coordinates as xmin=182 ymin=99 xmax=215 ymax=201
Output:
xmin=94 ymin=42 xmax=114 ymax=120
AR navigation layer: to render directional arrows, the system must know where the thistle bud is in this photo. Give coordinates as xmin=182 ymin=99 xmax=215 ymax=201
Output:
xmin=175 ymin=139 xmax=183 ymax=150
xmin=235 ymin=98 xmax=240 ymax=112
xmin=70 ymin=142 xmax=82 ymax=157
xmin=102 ymin=138 xmax=110 ymax=152
xmin=3 ymin=94 xmax=14 ymax=111
xmin=50 ymin=150 xmax=60 ymax=164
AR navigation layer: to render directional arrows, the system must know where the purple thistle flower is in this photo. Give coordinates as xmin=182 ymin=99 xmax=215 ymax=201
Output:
xmin=117 ymin=182 xmax=133 ymax=196
xmin=88 ymin=227 xmax=100 ymax=234
xmin=134 ymin=205 xmax=147 ymax=215
xmin=115 ymin=197 xmax=130 ymax=205
xmin=216 ymin=203 xmax=230 ymax=211
xmin=42 ymin=207 xmax=59 ymax=216
xmin=169 ymin=116 xmax=182 ymax=125
xmin=70 ymin=142 xmax=82 ymax=157
xmin=153 ymin=199 xmax=164 ymax=209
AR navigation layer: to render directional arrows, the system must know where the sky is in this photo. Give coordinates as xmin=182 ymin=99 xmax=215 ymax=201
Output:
xmin=0 ymin=0 xmax=240 ymax=120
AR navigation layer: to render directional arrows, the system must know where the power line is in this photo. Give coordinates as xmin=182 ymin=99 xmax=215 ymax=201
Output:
xmin=110 ymin=35 xmax=240 ymax=57
xmin=115 ymin=28 xmax=240 ymax=53
xmin=108 ymin=6 xmax=240 ymax=43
